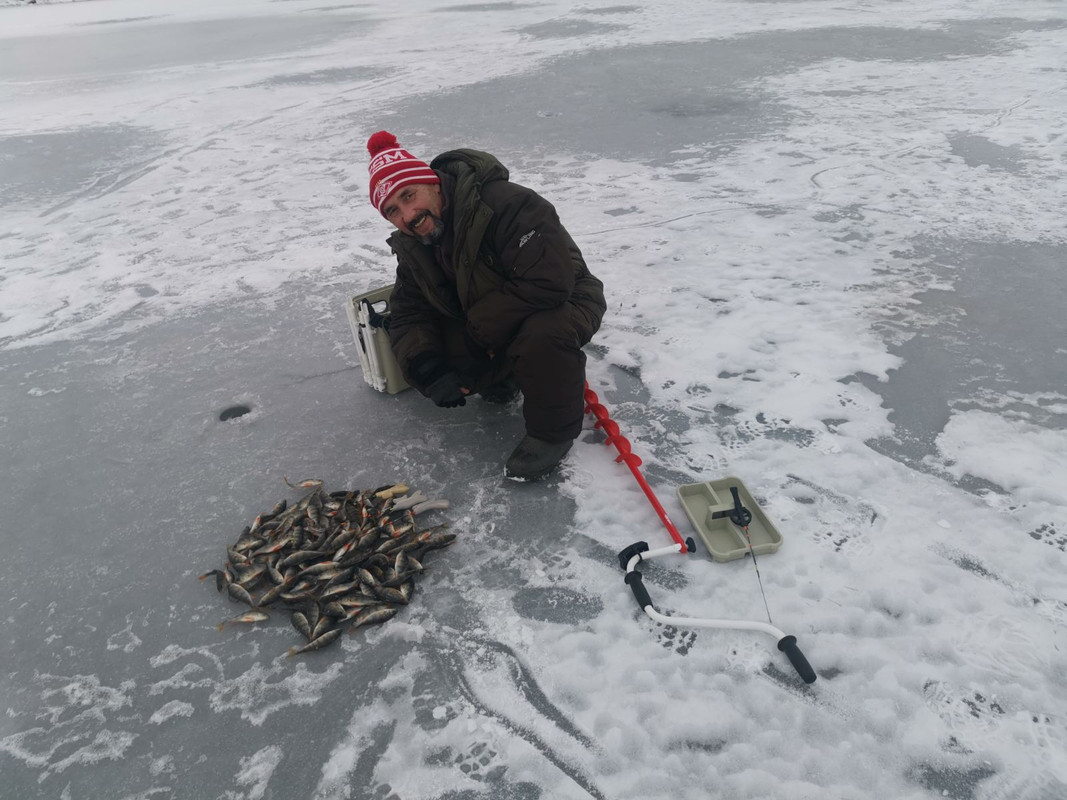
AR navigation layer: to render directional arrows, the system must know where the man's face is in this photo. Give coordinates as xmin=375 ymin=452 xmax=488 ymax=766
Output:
xmin=382 ymin=183 xmax=445 ymax=245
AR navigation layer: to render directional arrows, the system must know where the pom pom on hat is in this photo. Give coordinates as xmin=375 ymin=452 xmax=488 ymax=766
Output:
xmin=366 ymin=130 xmax=439 ymax=216
xmin=367 ymin=130 xmax=399 ymax=157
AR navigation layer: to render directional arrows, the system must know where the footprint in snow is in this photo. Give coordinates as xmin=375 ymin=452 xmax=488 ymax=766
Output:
xmin=782 ymin=473 xmax=884 ymax=556
xmin=1027 ymin=522 xmax=1065 ymax=551
xmin=718 ymin=411 xmax=818 ymax=453
xmin=454 ymin=739 xmax=507 ymax=784
xmin=922 ymin=680 xmax=1005 ymax=750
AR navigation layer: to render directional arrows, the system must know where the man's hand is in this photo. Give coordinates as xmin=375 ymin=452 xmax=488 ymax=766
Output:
xmin=426 ymin=372 xmax=467 ymax=408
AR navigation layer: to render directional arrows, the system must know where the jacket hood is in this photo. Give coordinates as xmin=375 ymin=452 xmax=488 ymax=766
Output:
xmin=429 ymin=149 xmax=510 ymax=185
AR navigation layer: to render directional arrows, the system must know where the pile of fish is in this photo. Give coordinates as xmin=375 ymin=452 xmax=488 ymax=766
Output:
xmin=200 ymin=478 xmax=455 ymax=657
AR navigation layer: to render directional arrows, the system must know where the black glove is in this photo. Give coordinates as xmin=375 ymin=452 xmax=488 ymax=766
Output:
xmin=464 ymin=330 xmax=493 ymax=365
xmin=408 ymin=352 xmax=468 ymax=408
xmin=409 ymin=352 xmax=449 ymax=384
xmin=426 ymin=372 xmax=466 ymax=408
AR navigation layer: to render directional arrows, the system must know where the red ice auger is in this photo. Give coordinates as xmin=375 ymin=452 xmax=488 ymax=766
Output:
xmin=584 ymin=384 xmax=817 ymax=684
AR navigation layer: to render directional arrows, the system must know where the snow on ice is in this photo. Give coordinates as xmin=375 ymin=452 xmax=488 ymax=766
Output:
xmin=1 ymin=0 xmax=1065 ymax=799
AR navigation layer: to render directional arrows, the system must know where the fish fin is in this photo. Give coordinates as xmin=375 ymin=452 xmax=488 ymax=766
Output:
xmin=215 ymin=622 xmax=227 ymax=632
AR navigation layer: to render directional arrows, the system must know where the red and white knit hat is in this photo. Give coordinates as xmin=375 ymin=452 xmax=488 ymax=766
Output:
xmin=366 ymin=131 xmax=440 ymax=216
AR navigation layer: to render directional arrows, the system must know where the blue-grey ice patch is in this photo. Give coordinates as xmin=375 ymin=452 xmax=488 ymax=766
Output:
xmin=0 ymin=15 xmax=376 ymax=80
xmin=511 ymin=586 xmax=604 ymax=623
xmin=0 ymin=126 xmax=166 ymax=211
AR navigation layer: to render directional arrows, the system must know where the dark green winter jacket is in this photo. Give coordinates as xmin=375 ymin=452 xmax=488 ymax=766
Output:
xmin=386 ymin=149 xmax=606 ymax=388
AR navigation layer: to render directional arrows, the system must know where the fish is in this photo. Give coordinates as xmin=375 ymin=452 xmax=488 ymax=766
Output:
xmin=251 ymin=536 xmax=295 ymax=558
xmin=216 ymin=610 xmax=269 ymax=631
xmin=349 ymin=606 xmax=399 ymax=630
xmin=322 ymin=602 xmax=347 ymax=619
xmin=324 ymin=527 xmax=357 ymax=555
xmin=278 ymin=590 xmax=317 ymax=604
xmin=248 ymin=514 xmax=265 ymax=537
xmin=381 ymin=570 xmax=418 ymax=589
xmin=305 ymin=602 xmax=320 ymax=632
xmin=227 ymin=582 xmax=256 ymax=607
xmin=284 ymin=477 xmax=324 ymax=490
xmin=310 ymin=614 xmax=333 ymax=640
xmin=278 ymin=550 xmax=322 ymax=569
xmin=374 ymin=586 xmax=408 ymax=605
xmin=319 ymin=581 xmax=359 ymax=601
xmin=258 ymin=583 xmax=289 ymax=606
xmin=202 ymin=478 xmax=457 ymax=655
xmin=233 ymin=533 xmax=260 ymax=553
xmin=290 ymin=611 xmax=312 ymax=640
xmin=332 ymin=540 xmax=357 ymax=561
xmin=320 ymin=569 xmax=355 ymax=589
xmin=199 ymin=569 xmax=231 ymax=593
xmin=361 ymin=553 xmax=391 ymax=571
xmin=385 ymin=521 xmax=414 ymax=538
xmin=338 ymin=596 xmax=383 ymax=610
xmin=267 ymin=563 xmax=286 ymax=586
xmin=286 ymin=628 xmax=342 ymax=657
xmin=234 ymin=564 xmax=267 ymax=587
xmin=419 ymin=532 xmax=457 ymax=552
xmin=298 ymin=562 xmax=342 ymax=579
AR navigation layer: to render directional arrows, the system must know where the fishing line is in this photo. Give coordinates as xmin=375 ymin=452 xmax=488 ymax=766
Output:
xmin=726 ymin=486 xmax=773 ymax=626
xmin=744 ymin=527 xmax=774 ymax=625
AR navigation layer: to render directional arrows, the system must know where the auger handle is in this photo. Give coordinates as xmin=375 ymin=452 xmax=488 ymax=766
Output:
xmin=624 ymin=570 xmax=653 ymax=611
xmin=777 ymin=635 xmax=817 ymax=684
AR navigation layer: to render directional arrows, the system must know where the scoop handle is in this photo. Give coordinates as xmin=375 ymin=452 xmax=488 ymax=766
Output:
xmin=777 ymin=635 xmax=817 ymax=684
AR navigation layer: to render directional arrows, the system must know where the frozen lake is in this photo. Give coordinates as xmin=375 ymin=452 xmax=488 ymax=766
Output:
xmin=1 ymin=1 xmax=1065 ymax=798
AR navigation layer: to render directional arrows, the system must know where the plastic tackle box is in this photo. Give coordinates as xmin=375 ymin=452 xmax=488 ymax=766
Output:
xmin=345 ymin=284 xmax=410 ymax=394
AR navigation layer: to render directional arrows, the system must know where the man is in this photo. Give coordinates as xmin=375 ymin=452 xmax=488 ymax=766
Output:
xmin=366 ymin=131 xmax=606 ymax=481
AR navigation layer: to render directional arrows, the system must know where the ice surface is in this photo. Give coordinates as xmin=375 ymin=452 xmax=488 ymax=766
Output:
xmin=1 ymin=0 xmax=1066 ymax=799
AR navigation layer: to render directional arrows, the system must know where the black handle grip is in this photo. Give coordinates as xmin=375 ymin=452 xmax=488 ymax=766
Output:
xmin=777 ymin=635 xmax=817 ymax=684
xmin=624 ymin=571 xmax=653 ymax=610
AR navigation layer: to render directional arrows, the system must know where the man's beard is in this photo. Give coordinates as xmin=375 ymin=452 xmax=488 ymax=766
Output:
xmin=409 ymin=211 xmax=446 ymax=245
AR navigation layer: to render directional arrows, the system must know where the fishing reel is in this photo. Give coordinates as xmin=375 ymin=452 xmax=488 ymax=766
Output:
xmin=711 ymin=486 xmax=753 ymax=528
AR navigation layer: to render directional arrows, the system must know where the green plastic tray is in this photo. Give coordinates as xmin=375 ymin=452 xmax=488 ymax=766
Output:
xmin=677 ymin=477 xmax=783 ymax=562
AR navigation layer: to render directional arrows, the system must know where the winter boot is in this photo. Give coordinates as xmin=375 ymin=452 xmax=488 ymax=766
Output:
xmin=504 ymin=435 xmax=573 ymax=481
